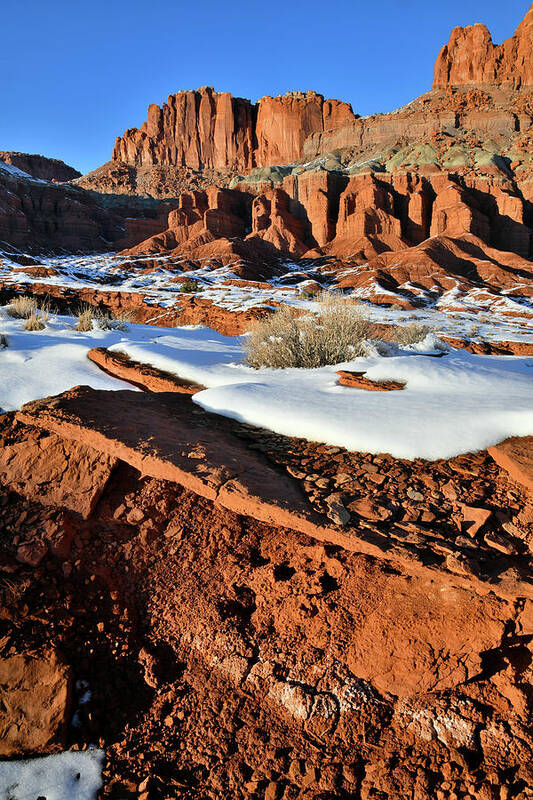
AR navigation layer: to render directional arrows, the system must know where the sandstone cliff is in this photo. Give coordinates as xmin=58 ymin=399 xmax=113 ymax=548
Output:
xmin=111 ymin=87 xmax=355 ymax=172
xmin=434 ymin=3 xmax=533 ymax=89
xmin=0 ymin=152 xmax=81 ymax=182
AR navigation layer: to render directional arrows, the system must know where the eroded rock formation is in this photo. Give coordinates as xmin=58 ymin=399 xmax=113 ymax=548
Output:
xmin=0 ymin=384 xmax=532 ymax=796
xmin=434 ymin=3 xmax=533 ymax=89
xmin=0 ymin=152 xmax=81 ymax=182
xmin=112 ymin=87 xmax=355 ymax=172
xmin=0 ymin=166 xmax=172 ymax=253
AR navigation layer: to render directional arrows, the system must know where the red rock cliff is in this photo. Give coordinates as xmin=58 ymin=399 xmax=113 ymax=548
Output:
xmin=112 ymin=87 xmax=355 ymax=171
xmin=434 ymin=3 xmax=533 ymax=89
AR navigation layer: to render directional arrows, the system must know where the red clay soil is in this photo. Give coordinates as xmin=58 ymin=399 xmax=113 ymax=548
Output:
xmin=1 ymin=385 xmax=533 ymax=798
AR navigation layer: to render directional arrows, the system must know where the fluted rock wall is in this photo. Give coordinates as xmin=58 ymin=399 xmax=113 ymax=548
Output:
xmin=112 ymin=87 xmax=355 ymax=171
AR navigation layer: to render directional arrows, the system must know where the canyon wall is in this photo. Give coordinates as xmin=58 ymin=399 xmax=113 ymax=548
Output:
xmin=112 ymin=87 xmax=356 ymax=171
xmin=0 ymin=167 xmax=171 ymax=254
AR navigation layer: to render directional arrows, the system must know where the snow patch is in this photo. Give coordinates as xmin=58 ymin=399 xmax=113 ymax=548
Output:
xmin=0 ymin=749 xmax=104 ymax=800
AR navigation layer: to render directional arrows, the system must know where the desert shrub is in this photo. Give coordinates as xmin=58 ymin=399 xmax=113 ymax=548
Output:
xmin=96 ymin=309 xmax=134 ymax=330
xmin=245 ymin=293 xmax=373 ymax=369
xmin=6 ymin=296 xmax=38 ymax=319
xmin=24 ymin=311 xmax=47 ymax=331
xmin=75 ymin=306 xmax=94 ymax=332
xmin=179 ymin=280 xmax=202 ymax=293
xmin=392 ymin=322 xmax=432 ymax=347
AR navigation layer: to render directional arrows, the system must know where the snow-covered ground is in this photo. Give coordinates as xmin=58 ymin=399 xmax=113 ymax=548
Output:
xmin=1 ymin=249 xmax=533 ymax=341
xmin=0 ymin=307 xmax=139 ymax=411
xmin=1 ymin=306 xmax=533 ymax=460
xmin=0 ymin=749 xmax=103 ymax=800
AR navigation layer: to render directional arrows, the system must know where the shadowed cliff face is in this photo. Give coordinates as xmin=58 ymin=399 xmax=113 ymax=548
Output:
xmin=0 ymin=152 xmax=81 ymax=182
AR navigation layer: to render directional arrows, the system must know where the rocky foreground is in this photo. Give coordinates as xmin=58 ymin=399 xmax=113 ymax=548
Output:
xmin=0 ymin=354 xmax=533 ymax=798
xmin=2 ymin=4 xmax=533 ymax=798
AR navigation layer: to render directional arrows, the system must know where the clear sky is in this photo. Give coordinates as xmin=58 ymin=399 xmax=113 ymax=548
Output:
xmin=1 ymin=0 xmax=529 ymax=174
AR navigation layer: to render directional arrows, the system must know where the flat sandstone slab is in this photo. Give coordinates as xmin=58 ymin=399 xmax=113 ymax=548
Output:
xmin=0 ymin=416 xmax=117 ymax=519
xmin=488 ymin=437 xmax=533 ymax=495
xmin=87 ymin=347 xmax=204 ymax=394
xmin=17 ymin=386 xmax=333 ymax=537
xmin=16 ymin=386 xmax=533 ymax=601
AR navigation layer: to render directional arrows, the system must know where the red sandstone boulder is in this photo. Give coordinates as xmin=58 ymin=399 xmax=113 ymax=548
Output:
xmin=488 ymin=436 xmax=533 ymax=495
xmin=336 ymin=371 xmax=405 ymax=391
xmin=0 ymin=649 xmax=72 ymax=756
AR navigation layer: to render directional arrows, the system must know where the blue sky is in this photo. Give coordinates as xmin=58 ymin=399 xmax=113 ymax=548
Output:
xmin=1 ymin=1 xmax=528 ymax=174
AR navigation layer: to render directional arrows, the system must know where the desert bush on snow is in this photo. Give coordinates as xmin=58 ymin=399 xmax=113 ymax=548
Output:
xmin=24 ymin=309 xmax=49 ymax=331
xmin=6 ymin=296 xmax=38 ymax=319
xmin=75 ymin=306 xmax=94 ymax=332
xmin=74 ymin=304 xmax=131 ymax=332
xmin=393 ymin=322 xmax=432 ymax=347
xmin=245 ymin=293 xmax=374 ymax=369
xmin=96 ymin=309 xmax=133 ymax=330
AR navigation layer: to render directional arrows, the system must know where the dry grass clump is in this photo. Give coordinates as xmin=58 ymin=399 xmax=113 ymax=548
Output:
xmin=393 ymin=322 xmax=431 ymax=347
xmin=74 ymin=305 xmax=134 ymax=332
xmin=6 ymin=296 xmax=53 ymax=330
xmin=75 ymin=306 xmax=94 ymax=332
xmin=245 ymin=293 xmax=374 ymax=369
xmin=96 ymin=309 xmax=134 ymax=330
xmin=24 ymin=310 xmax=48 ymax=331
xmin=6 ymin=296 xmax=38 ymax=319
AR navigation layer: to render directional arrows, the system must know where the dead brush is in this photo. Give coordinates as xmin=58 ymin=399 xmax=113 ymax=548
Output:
xmin=24 ymin=311 xmax=47 ymax=331
xmin=75 ymin=305 xmax=94 ymax=332
xmin=245 ymin=292 xmax=374 ymax=369
xmin=96 ymin=309 xmax=135 ymax=330
xmin=392 ymin=322 xmax=432 ymax=347
xmin=6 ymin=295 xmax=38 ymax=319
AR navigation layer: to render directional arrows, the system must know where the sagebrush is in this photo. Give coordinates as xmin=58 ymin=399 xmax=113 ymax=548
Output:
xmin=393 ymin=322 xmax=431 ymax=347
xmin=245 ymin=293 xmax=374 ymax=369
xmin=6 ymin=296 xmax=38 ymax=319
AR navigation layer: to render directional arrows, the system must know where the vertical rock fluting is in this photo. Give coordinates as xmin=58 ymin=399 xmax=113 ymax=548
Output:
xmin=112 ymin=87 xmax=356 ymax=171
xmin=113 ymin=88 xmax=256 ymax=171
xmin=434 ymin=3 xmax=533 ymax=89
